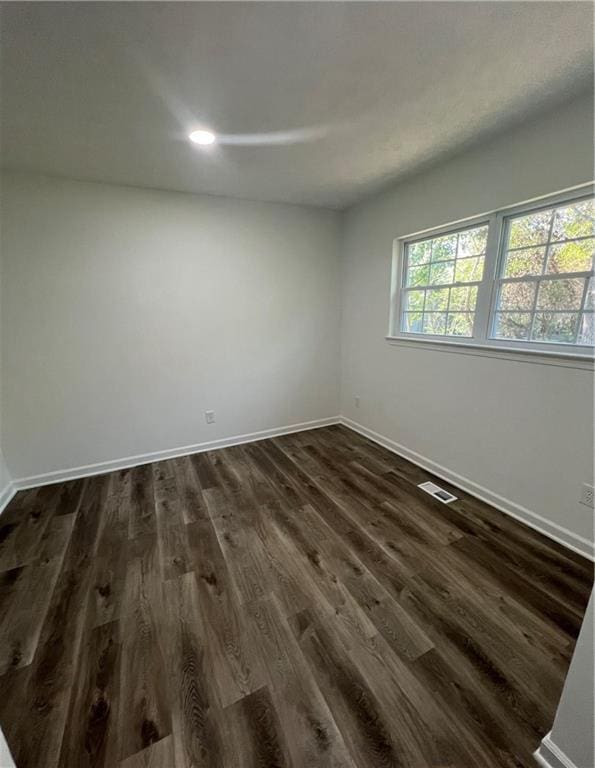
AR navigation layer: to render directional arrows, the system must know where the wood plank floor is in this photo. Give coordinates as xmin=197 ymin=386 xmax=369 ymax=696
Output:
xmin=0 ymin=425 xmax=592 ymax=767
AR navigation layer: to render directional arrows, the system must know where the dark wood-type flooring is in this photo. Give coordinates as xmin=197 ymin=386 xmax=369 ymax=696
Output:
xmin=0 ymin=425 xmax=592 ymax=767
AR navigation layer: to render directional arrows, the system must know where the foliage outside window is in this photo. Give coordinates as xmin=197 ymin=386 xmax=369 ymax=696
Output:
xmin=493 ymin=199 xmax=593 ymax=345
xmin=402 ymin=224 xmax=487 ymax=338
xmin=393 ymin=190 xmax=594 ymax=355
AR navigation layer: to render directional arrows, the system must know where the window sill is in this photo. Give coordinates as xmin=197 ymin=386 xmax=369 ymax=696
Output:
xmin=385 ymin=335 xmax=595 ymax=370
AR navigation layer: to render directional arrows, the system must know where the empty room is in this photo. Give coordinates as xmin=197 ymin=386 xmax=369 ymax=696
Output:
xmin=0 ymin=2 xmax=593 ymax=767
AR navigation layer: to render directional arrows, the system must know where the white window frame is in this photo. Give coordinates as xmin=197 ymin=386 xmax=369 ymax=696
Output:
xmin=388 ymin=185 xmax=595 ymax=362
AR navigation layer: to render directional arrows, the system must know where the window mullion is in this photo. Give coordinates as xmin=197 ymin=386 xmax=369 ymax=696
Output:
xmin=474 ymin=212 xmax=500 ymax=341
xmin=541 ymin=209 xmax=556 ymax=275
xmin=528 ymin=286 xmax=544 ymax=340
xmin=575 ymin=278 xmax=591 ymax=344
xmin=579 ymin=276 xmax=590 ymax=313
xmin=507 ymin=233 xmax=594 ymax=253
xmin=499 ymin=270 xmax=592 ymax=285
xmin=400 ymin=277 xmax=407 ymax=335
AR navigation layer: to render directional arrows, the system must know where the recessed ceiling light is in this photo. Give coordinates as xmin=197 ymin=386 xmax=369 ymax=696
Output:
xmin=189 ymin=129 xmax=216 ymax=146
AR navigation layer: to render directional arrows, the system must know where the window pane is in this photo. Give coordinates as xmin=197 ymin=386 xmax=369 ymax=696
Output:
xmin=404 ymin=290 xmax=425 ymax=312
xmin=431 ymin=234 xmax=457 ymax=262
xmin=508 ymin=209 xmax=553 ymax=248
xmin=425 ymin=288 xmax=449 ymax=311
xmin=551 ymin=199 xmax=595 ymax=242
xmin=403 ymin=312 xmax=423 ymax=333
xmin=408 ymin=240 xmax=432 ymax=267
xmin=454 ymin=256 xmax=484 ymax=283
xmin=578 ymin=313 xmax=595 ymax=345
xmin=446 ymin=312 xmax=473 ymax=337
xmin=406 ymin=264 xmax=430 ymax=287
xmin=401 ymin=223 xmax=489 ymax=338
xmin=422 ymin=313 xmax=446 ymax=335
xmin=429 ymin=261 xmax=454 ymax=285
xmin=498 ymin=281 xmax=536 ymax=310
xmin=449 ymin=285 xmax=478 ymax=311
xmin=493 ymin=312 xmax=532 ymax=340
xmin=458 ymin=226 xmax=488 ymax=257
xmin=503 ymin=247 xmax=545 ymax=278
xmin=536 ymin=278 xmax=584 ymax=311
xmin=585 ymin=278 xmax=594 ymax=310
xmin=496 ymin=197 xmax=595 ymax=348
xmin=532 ymin=312 xmax=578 ymax=343
xmin=546 ymin=239 xmax=594 ymax=274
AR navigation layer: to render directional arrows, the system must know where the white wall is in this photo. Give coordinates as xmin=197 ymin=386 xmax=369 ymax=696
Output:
xmin=340 ymin=92 xmax=595 ymax=554
xmin=0 ymin=454 xmax=10 ymax=498
xmin=0 ymin=204 xmax=13 ymax=504
xmin=0 ymin=446 xmax=10 ymax=502
xmin=537 ymin=590 xmax=594 ymax=768
xmin=0 ymin=173 xmax=341 ymax=480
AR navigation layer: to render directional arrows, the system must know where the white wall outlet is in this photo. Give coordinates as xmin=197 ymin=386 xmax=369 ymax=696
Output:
xmin=205 ymin=410 xmax=216 ymax=424
xmin=354 ymin=395 xmax=360 ymax=408
xmin=579 ymin=483 xmax=594 ymax=508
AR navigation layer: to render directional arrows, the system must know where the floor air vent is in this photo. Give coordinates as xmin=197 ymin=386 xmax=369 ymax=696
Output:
xmin=417 ymin=481 xmax=457 ymax=504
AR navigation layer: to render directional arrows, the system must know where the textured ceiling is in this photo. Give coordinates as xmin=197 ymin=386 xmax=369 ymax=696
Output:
xmin=1 ymin=2 xmax=593 ymax=209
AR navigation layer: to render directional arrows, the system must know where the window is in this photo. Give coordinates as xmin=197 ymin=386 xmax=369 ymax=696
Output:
xmin=493 ymin=199 xmax=594 ymax=345
xmin=391 ymin=188 xmax=595 ymax=356
xmin=401 ymin=223 xmax=488 ymax=338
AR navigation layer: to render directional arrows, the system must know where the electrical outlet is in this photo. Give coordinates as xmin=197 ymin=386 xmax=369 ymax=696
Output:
xmin=354 ymin=395 xmax=360 ymax=408
xmin=205 ymin=410 xmax=216 ymax=424
xmin=580 ymin=483 xmax=594 ymax=508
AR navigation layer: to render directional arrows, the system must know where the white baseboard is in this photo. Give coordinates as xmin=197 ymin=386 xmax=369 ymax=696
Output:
xmin=12 ymin=416 xmax=341 ymax=491
xmin=534 ymin=733 xmax=579 ymax=768
xmin=0 ymin=481 xmax=16 ymax=515
xmin=339 ymin=416 xmax=594 ymax=562
xmin=8 ymin=414 xmax=593 ymax=562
